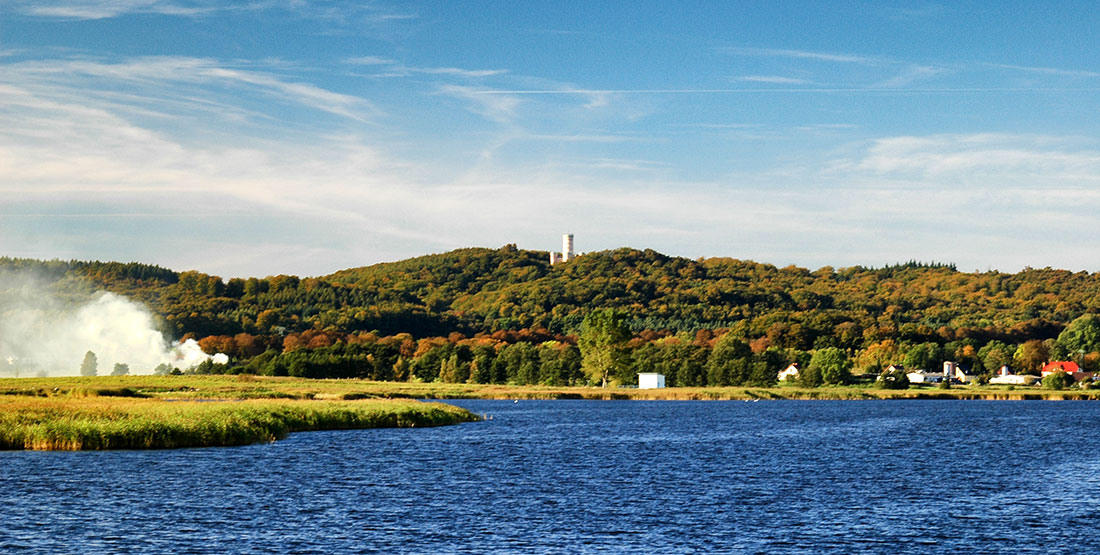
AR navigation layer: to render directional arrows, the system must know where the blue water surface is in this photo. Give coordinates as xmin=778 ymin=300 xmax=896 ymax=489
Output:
xmin=3 ymin=400 xmax=1100 ymax=554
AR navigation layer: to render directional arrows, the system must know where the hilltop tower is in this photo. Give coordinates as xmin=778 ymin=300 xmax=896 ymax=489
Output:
xmin=550 ymin=233 xmax=576 ymax=266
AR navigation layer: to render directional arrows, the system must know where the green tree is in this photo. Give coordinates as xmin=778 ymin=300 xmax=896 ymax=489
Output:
xmin=1054 ymin=314 xmax=1100 ymax=363
xmin=903 ymin=342 xmax=943 ymax=371
xmin=706 ymin=334 xmax=752 ymax=386
xmin=748 ymin=349 xmax=784 ymax=386
xmin=807 ymin=347 xmax=852 ymax=386
xmin=978 ymin=340 xmax=1014 ymax=375
xmin=579 ymin=309 xmax=631 ymax=387
xmin=1042 ymin=371 xmax=1072 ymax=390
xmin=877 ymin=366 xmax=910 ymax=389
xmin=79 ymin=351 xmax=97 ymax=377
xmin=110 ymin=362 xmax=130 ymax=376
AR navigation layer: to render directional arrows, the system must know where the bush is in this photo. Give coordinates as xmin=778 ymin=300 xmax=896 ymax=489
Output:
xmin=877 ymin=368 xmax=909 ymax=389
xmin=1042 ymin=371 xmax=1072 ymax=390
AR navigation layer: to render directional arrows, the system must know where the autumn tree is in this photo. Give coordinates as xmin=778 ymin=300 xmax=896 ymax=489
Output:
xmin=1014 ymin=339 xmax=1050 ymax=375
xmin=856 ymin=340 xmax=899 ymax=375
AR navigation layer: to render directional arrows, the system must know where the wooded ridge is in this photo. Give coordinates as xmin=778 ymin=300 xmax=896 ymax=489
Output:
xmin=4 ymin=246 xmax=1100 ymax=385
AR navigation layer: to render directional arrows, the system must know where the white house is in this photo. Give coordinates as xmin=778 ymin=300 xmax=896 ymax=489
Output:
xmin=777 ymin=363 xmax=800 ymax=382
xmin=905 ymin=370 xmax=945 ymax=384
xmin=989 ymin=374 xmax=1040 ymax=385
xmin=638 ymin=373 xmax=666 ymax=389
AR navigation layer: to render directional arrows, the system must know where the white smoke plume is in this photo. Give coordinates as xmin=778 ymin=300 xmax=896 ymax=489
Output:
xmin=0 ymin=272 xmax=225 ymax=377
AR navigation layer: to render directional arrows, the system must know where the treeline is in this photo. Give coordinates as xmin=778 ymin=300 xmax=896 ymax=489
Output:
xmin=7 ymin=247 xmax=1100 ymax=384
xmin=182 ymin=312 xmax=1100 ymax=386
xmin=187 ymin=329 xmax=788 ymax=387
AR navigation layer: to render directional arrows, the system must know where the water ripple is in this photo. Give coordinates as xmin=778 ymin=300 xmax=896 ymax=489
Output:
xmin=2 ymin=400 xmax=1100 ymax=553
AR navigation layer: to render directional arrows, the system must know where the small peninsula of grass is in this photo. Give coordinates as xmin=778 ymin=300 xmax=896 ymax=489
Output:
xmin=0 ymin=376 xmax=479 ymax=451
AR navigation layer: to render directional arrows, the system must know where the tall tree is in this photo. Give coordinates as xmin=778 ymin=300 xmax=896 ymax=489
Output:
xmin=79 ymin=351 xmax=97 ymax=377
xmin=1014 ymin=339 xmax=1050 ymax=375
xmin=1054 ymin=314 xmax=1100 ymax=362
xmin=807 ymin=347 xmax=852 ymax=386
xmin=706 ymin=334 xmax=752 ymax=386
xmin=579 ymin=309 xmax=631 ymax=387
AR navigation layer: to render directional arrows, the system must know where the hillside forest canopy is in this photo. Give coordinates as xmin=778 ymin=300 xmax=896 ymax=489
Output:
xmin=4 ymin=245 xmax=1100 ymax=386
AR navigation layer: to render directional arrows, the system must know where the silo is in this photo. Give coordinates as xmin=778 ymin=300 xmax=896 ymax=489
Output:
xmin=562 ymin=233 xmax=574 ymax=262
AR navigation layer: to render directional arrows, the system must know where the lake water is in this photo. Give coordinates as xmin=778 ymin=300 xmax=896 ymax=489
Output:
xmin=3 ymin=400 xmax=1100 ymax=553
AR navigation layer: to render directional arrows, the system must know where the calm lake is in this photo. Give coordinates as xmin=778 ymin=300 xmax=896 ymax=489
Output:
xmin=3 ymin=400 xmax=1099 ymax=553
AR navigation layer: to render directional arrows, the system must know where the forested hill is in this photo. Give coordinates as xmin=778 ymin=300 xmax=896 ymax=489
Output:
xmin=2 ymin=246 xmax=1099 ymax=352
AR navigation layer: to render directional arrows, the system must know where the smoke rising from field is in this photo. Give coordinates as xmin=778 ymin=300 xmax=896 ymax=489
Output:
xmin=0 ymin=272 xmax=222 ymax=377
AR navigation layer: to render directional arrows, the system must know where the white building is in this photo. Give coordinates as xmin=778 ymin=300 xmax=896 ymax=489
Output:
xmin=638 ymin=373 xmax=666 ymax=389
xmin=550 ymin=233 xmax=575 ymax=265
xmin=906 ymin=370 xmax=944 ymax=384
xmin=777 ymin=363 xmax=800 ymax=382
xmin=989 ymin=374 xmax=1040 ymax=385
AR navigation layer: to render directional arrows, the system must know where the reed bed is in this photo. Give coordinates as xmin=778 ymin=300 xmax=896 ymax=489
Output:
xmin=0 ymin=396 xmax=479 ymax=451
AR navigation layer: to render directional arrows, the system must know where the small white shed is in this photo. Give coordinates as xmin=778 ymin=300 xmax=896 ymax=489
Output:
xmin=638 ymin=373 xmax=666 ymax=389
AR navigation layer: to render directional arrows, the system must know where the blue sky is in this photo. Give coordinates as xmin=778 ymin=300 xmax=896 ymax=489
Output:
xmin=2 ymin=1 xmax=1099 ymax=277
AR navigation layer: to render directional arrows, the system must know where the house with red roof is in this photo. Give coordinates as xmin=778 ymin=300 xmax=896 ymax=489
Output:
xmin=1042 ymin=361 xmax=1079 ymax=376
xmin=1041 ymin=361 xmax=1093 ymax=383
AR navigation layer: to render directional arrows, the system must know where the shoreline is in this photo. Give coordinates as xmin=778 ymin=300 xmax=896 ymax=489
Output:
xmin=2 ymin=374 xmax=1094 ymax=402
xmin=2 ymin=375 xmax=1091 ymax=450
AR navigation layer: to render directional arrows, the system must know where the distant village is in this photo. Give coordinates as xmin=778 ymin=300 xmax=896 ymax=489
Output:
xmin=637 ymin=361 xmax=1090 ymax=389
xmin=778 ymin=360 xmax=1087 ymax=387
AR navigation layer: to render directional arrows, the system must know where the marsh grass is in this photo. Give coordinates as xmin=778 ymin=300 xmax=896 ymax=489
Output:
xmin=0 ymin=392 xmax=478 ymax=451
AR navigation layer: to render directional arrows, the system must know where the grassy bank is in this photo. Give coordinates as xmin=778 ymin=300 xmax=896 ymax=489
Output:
xmin=0 ymin=377 xmax=479 ymax=450
xmin=3 ymin=376 xmax=1096 ymax=451
xmin=4 ymin=374 xmax=1099 ymax=403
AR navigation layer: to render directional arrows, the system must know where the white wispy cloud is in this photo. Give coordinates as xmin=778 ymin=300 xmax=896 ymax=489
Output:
xmin=735 ymin=75 xmax=812 ymax=84
xmin=5 ymin=56 xmax=379 ymax=123
xmin=12 ymin=0 xmax=217 ymax=19
xmin=344 ymin=57 xmax=507 ymax=79
xmin=437 ymin=84 xmax=521 ymax=123
xmin=520 ymin=134 xmax=643 ymax=144
xmin=990 ymin=63 xmax=1100 ymax=79
xmin=839 ymin=134 xmax=1100 ymax=181
xmin=875 ymin=64 xmax=947 ymax=88
xmin=12 ymin=0 xmax=420 ymax=24
xmin=344 ymin=56 xmax=398 ymax=66
xmin=721 ymin=47 xmax=878 ymax=65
